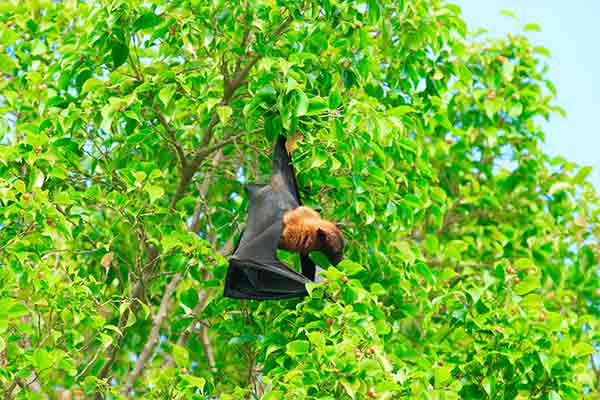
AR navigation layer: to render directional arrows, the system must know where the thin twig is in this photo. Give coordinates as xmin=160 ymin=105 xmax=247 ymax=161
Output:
xmin=592 ymin=354 xmax=600 ymax=400
xmin=0 ymin=223 xmax=35 ymax=254
xmin=76 ymin=348 xmax=101 ymax=380
xmin=128 ymin=33 xmax=143 ymax=81
xmin=154 ymin=106 xmax=187 ymax=171
xmin=190 ymin=150 xmax=225 ymax=233
xmin=235 ymin=4 xmax=252 ymax=75
xmin=160 ymin=272 xmax=211 ymax=370
xmin=193 ymin=131 xmax=245 ymax=166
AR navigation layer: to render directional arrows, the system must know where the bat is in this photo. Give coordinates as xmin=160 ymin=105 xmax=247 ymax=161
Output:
xmin=223 ymin=135 xmax=341 ymax=300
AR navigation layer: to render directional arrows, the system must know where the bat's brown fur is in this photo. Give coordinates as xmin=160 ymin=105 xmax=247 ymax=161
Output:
xmin=279 ymin=206 xmax=344 ymax=263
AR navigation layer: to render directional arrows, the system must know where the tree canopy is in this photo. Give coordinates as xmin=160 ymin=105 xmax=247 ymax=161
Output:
xmin=1 ymin=1 xmax=599 ymax=399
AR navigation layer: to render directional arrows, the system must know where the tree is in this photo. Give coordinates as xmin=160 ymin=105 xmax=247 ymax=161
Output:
xmin=1 ymin=0 xmax=598 ymax=399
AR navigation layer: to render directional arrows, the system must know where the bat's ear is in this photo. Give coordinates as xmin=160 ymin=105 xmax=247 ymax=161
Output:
xmin=316 ymin=227 xmax=327 ymax=243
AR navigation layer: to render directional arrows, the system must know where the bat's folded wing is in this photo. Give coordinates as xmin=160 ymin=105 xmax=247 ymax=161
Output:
xmin=224 ymin=222 xmax=310 ymax=300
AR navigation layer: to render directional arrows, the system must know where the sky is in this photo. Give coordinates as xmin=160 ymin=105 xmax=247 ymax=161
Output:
xmin=456 ymin=0 xmax=600 ymax=189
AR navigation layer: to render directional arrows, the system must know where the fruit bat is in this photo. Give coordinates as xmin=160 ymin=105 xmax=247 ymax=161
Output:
xmin=223 ymin=135 xmax=324 ymax=300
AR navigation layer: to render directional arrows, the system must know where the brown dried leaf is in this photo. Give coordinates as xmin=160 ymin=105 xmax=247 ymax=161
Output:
xmin=574 ymin=215 xmax=586 ymax=227
xmin=285 ymin=131 xmax=303 ymax=153
xmin=101 ymin=251 xmax=114 ymax=269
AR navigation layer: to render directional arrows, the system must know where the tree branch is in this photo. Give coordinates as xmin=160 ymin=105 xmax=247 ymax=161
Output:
xmin=122 ymin=272 xmax=184 ymax=395
xmin=200 ymin=324 xmax=217 ymax=373
xmin=112 ymin=11 xmax=294 ymax=395
xmin=4 ymin=379 xmax=19 ymax=400
xmin=161 ymin=177 xmax=238 ymax=370
xmin=193 ymin=131 xmax=245 ymax=166
xmin=161 ymin=234 xmax=237 ymax=369
xmin=170 ymin=14 xmax=293 ymax=208
xmin=93 ymin=245 xmax=159 ymax=399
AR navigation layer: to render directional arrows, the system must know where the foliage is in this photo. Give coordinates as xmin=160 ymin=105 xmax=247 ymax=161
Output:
xmin=1 ymin=0 xmax=599 ymax=399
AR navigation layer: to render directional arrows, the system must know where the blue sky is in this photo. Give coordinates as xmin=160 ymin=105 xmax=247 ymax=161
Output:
xmin=456 ymin=0 xmax=600 ymax=189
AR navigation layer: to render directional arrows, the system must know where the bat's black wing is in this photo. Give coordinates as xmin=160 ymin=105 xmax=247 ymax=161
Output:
xmin=224 ymin=136 xmax=317 ymax=300
xmin=271 ymin=134 xmax=302 ymax=204
xmin=270 ymin=135 xmax=317 ymax=282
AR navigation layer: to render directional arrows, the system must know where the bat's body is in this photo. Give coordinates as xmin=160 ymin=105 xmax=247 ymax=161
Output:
xmin=224 ymin=135 xmax=344 ymax=300
xmin=279 ymin=206 xmax=344 ymax=265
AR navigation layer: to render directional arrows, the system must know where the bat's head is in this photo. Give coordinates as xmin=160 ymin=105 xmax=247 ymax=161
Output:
xmin=316 ymin=222 xmax=345 ymax=266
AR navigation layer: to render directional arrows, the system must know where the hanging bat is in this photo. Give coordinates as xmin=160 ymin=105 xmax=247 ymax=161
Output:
xmin=223 ymin=135 xmax=344 ymax=300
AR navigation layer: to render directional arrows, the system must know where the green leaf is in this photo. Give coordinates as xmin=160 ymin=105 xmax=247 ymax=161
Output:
xmin=375 ymin=320 xmax=391 ymax=335
xmin=0 ymin=54 xmax=17 ymax=74
xmin=482 ymin=376 xmax=495 ymax=396
xmin=369 ymin=283 xmax=386 ymax=296
xmin=32 ymin=169 xmax=45 ymax=189
xmin=296 ymin=90 xmax=308 ymax=117
xmin=306 ymin=331 xmax=325 ymax=348
xmin=125 ymin=310 xmax=136 ymax=328
xmin=310 ymin=153 xmax=327 ymax=169
xmin=523 ymin=23 xmax=542 ymax=32
xmin=434 ymin=365 xmax=453 ymax=386
xmin=217 ymin=105 xmax=232 ymax=123
xmin=183 ymin=375 xmax=206 ymax=389
xmin=484 ymin=99 xmax=495 ymax=119
xmin=549 ymin=182 xmax=570 ymax=195
xmin=359 ymin=359 xmax=380 ymax=376
xmin=33 ymin=348 xmax=54 ymax=370
xmin=1 ymin=29 xmax=18 ymax=45
xmin=329 ymin=90 xmax=342 ymax=109
xmin=104 ymin=325 xmax=123 ymax=336
xmin=257 ymin=86 xmax=276 ymax=99
xmin=306 ymin=97 xmax=328 ymax=115
xmin=416 ymin=262 xmax=435 ymax=286
xmin=513 ymin=276 xmax=540 ymax=296
xmin=508 ymin=103 xmax=523 ymax=118
xmin=173 ymin=344 xmax=190 ymax=367
xmin=340 ymin=379 xmax=357 ymax=400
xmin=548 ymin=391 xmax=562 ymax=400
xmin=146 ymin=185 xmax=164 ymax=203
xmin=425 ymin=235 xmax=439 ymax=255
xmin=534 ymin=46 xmax=551 ymax=57
xmin=500 ymin=10 xmax=518 ymax=19
xmin=573 ymin=342 xmax=595 ymax=358
xmin=133 ymin=12 xmax=161 ymax=31
xmin=286 ymin=340 xmax=310 ymax=357
xmin=389 ymin=105 xmax=415 ymax=117
xmin=573 ymin=166 xmax=592 ymax=183
xmin=398 ymin=137 xmax=417 ymax=153
xmin=502 ymin=62 xmax=515 ymax=80
xmin=112 ymin=42 xmax=129 ymax=69
xmin=82 ymin=77 xmax=104 ymax=94
xmin=262 ymin=391 xmax=284 ymax=400
xmin=159 ymin=85 xmax=176 ymax=107
xmin=8 ymin=303 xmax=28 ymax=319
xmin=394 ymin=241 xmax=415 ymax=264
xmin=338 ymin=260 xmax=364 ymax=276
